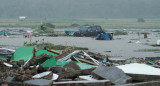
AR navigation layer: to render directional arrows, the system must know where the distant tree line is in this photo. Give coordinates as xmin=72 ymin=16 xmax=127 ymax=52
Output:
xmin=0 ymin=0 xmax=160 ymax=18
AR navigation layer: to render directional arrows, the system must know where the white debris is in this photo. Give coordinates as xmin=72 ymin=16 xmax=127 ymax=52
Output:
xmin=52 ymin=73 xmax=59 ymax=80
xmin=32 ymin=71 xmax=51 ymax=78
xmin=0 ymin=48 xmax=15 ymax=52
xmin=109 ymin=58 xmax=125 ymax=61
xmin=117 ymin=63 xmax=160 ymax=75
xmin=79 ymin=75 xmax=97 ymax=81
xmin=157 ymin=40 xmax=160 ymax=45
xmin=3 ymin=62 xmax=13 ymax=67
xmin=136 ymin=41 xmax=141 ymax=44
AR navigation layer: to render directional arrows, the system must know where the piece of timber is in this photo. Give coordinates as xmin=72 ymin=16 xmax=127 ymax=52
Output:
xmin=76 ymin=58 xmax=98 ymax=66
xmin=46 ymin=48 xmax=62 ymax=55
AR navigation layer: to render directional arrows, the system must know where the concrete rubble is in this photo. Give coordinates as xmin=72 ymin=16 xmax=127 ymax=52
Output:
xmin=0 ymin=46 xmax=160 ymax=86
xmin=92 ymin=64 xmax=132 ymax=85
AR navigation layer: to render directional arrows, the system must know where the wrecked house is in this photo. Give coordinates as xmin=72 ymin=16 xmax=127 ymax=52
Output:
xmin=1 ymin=46 xmax=160 ymax=86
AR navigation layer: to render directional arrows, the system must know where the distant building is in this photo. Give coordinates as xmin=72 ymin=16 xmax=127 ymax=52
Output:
xmin=19 ymin=16 xmax=27 ymax=21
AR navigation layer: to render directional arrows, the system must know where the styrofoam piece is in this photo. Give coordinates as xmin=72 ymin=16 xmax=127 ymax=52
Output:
xmin=79 ymin=75 xmax=97 ymax=81
xmin=32 ymin=71 xmax=51 ymax=78
xmin=136 ymin=41 xmax=141 ymax=44
xmin=157 ymin=40 xmax=160 ymax=45
xmin=3 ymin=62 xmax=13 ymax=67
xmin=52 ymin=73 xmax=59 ymax=80
xmin=117 ymin=63 xmax=160 ymax=75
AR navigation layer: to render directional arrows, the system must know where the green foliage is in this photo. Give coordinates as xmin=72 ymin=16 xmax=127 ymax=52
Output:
xmin=138 ymin=18 xmax=145 ymax=22
xmin=114 ymin=30 xmax=128 ymax=35
xmin=70 ymin=23 xmax=80 ymax=27
xmin=43 ymin=23 xmax=55 ymax=28
xmin=135 ymin=49 xmax=160 ymax=52
xmin=23 ymin=40 xmax=88 ymax=50
xmin=1 ymin=18 xmax=160 ymax=29
xmin=23 ymin=41 xmax=39 ymax=46
xmin=33 ymin=23 xmax=55 ymax=36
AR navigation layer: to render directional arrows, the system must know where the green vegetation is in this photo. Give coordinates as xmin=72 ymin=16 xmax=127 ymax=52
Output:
xmin=137 ymin=18 xmax=145 ymax=22
xmin=0 ymin=18 xmax=160 ymax=29
xmin=23 ymin=40 xmax=88 ymax=50
xmin=135 ymin=49 xmax=160 ymax=52
xmin=33 ymin=23 xmax=55 ymax=33
xmin=114 ymin=30 xmax=128 ymax=35
xmin=152 ymin=30 xmax=160 ymax=32
xmin=32 ymin=23 xmax=55 ymax=36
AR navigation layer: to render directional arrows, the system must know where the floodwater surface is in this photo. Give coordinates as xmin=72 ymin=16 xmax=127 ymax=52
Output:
xmin=0 ymin=31 xmax=159 ymax=59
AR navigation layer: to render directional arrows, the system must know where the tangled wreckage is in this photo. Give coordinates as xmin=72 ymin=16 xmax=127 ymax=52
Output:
xmin=0 ymin=46 xmax=160 ymax=86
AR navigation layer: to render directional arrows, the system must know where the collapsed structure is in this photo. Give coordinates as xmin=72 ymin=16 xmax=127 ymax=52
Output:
xmin=0 ymin=46 xmax=160 ymax=86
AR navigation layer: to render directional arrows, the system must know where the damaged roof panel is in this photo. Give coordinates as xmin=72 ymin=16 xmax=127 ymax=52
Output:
xmin=10 ymin=46 xmax=33 ymax=61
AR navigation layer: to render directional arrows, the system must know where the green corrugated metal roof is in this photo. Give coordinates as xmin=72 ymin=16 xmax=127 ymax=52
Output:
xmin=77 ymin=63 xmax=97 ymax=70
xmin=10 ymin=46 xmax=33 ymax=61
xmin=41 ymin=57 xmax=56 ymax=67
xmin=36 ymin=50 xmax=58 ymax=57
xmin=0 ymin=55 xmax=7 ymax=60
xmin=56 ymin=61 xmax=69 ymax=67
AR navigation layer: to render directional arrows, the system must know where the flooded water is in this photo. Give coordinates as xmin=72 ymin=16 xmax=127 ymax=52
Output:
xmin=0 ymin=28 xmax=160 ymax=59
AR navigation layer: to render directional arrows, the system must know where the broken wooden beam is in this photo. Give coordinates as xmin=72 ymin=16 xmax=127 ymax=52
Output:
xmin=46 ymin=48 xmax=61 ymax=55
xmin=76 ymin=58 xmax=98 ymax=66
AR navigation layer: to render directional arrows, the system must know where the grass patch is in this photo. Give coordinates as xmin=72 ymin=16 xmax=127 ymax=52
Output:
xmin=24 ymin=41 xmax=88 ymax=50
xmin=134 ymin=49 xmax=160 ymax=52
xmin=0 ymin=18 xmax=160 ymax=29
xmin=39 ymin=42 xmax=88 ymax=50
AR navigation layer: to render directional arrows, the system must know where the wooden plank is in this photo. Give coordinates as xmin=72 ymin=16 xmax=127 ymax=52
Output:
xmin=76 ymin=58 xmax=98 ymax=66
xmin=46 ymin=48 xmax=62 ymax=55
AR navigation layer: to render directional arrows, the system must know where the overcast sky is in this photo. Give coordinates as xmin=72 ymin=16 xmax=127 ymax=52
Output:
xmin=0 ymin=0 xmax=159 ymax=18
